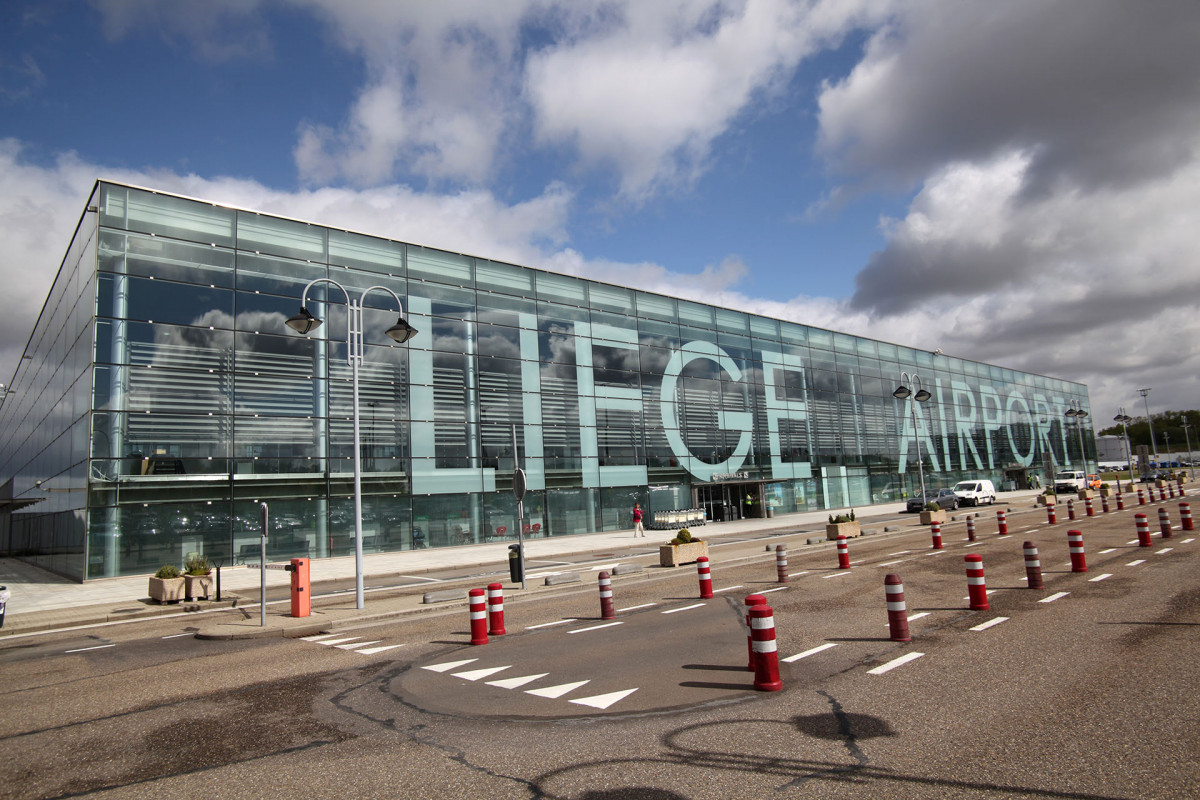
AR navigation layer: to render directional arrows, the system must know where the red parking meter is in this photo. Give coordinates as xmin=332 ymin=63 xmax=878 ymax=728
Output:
xmin=289 ymin=557 xmax=311 ymax=618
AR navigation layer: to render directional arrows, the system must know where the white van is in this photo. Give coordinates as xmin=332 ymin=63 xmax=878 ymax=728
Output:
xmin=953 ymin=480 xmax=996 ymax=506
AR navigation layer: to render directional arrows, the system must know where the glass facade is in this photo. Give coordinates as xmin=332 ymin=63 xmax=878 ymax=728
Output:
xmin=0 ymin=182 xmax=1094 ymax=580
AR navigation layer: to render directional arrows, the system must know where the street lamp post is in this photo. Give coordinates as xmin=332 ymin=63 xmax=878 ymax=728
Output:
xmin=287 ymin=279 xmax=418 ymax=610
xmin=893 ymin=372 xmax=932 ymax=502
xmin=1113 ymin=409 xmax=1135 ymax=492
xmin=1065 ymin=400 xmax=1090 ymax=480
xmin=1182 ymin=417 xmax=1195 ymax=482
xmin=1138 ymin=388 xmax=1157 ymax=461
xmin=1163 ymin=431 xmax=1170 ymax=470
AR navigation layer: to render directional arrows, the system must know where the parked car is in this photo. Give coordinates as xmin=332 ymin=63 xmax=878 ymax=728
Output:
xmin=953 ymin=480 xmax=997 ymax=506
xmin=906 ymin=488 xmax=959 ymax=512
xmin=1054 ymin=471 xmax=1087 ymax=493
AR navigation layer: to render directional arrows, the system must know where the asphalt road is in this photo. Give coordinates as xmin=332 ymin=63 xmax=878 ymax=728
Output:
xmin=2 ymin=501 xmax=1197 ymax=799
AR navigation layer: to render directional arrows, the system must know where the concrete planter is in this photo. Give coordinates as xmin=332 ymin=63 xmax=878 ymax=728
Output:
xmin=1077 ymin=489 xmax=1094 ymax=500
xmin=659 ymin=540 xmax=709 ymax=567
xmin=825 ymin=521 xmax=861 ymax=540
xmin=148 ymin=576 xmax=185 ymax=604
xmin=1100 ymin=483 xmax=1114 ymax=497
xmin=919 ymin=510 xmax=947 ymax=525
xmin=1037 ymin=494 xmax=1057 ymax=506
xmin=184 ymin=573 xmax=213 ymax=601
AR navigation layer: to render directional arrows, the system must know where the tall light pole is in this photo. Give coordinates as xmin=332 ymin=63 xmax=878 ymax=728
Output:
xmin=1065 ymin=400 xmax=1090 ymax=479
xmin=1138 ymin=388 xmax=1157 ymax=461
xmin=1113 ymin=409 xmax=1135 ymax=492
xmin=287 ymin=279 xmax=418 ymax=610
xmin=1182 ymin=417 xmax=1194 ymax=482
xmin=1163 ymin=431 xmax=1170 ymax=469
xmin=893 ymin=372 xmax=932 ymax=502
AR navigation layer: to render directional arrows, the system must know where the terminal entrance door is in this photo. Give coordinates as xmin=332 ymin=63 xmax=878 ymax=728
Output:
xmin=696 ymin=482 xmax=761 ymax=521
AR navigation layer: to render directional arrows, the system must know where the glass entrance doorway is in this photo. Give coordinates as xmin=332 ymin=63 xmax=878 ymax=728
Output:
xmin=696 ymin=482 xmax=761 ymax=521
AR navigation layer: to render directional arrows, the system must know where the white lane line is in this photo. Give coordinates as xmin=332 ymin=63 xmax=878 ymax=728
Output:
xmin=906 ymin=612 xmax=931 ymax=623
xmin=962 ymin=590 xmax=998 ymax=600
xmin=336 ymin=640 xmax=381 ymax=650
xmin=887 ymin=550 xmax=912 ymax=556
xmin=713 ymin=585 xmax=745 ymax=593
xmin=311 ymin=636 xmax=362 ymax=647
xmin=760 ymin=586 xmax=788 ymax=594
xmin=524 ymin=571 xmax=564 ymax=579
xmin=487 ymin=673 xmax=548 ymax=689
xmin=161 ymin=633 xmax=192 ymax=639
xmin=822 ymin=571 xmax=852 ymax=579
xmin=868 ymin=652 xmax=925 ymax=675
xmin=1089 ymin=574 xmax=1113 ymax=582
xmin=1026 ymin=528 xmax=1040 ymax=533
xmin=662 ymin=603 xmax=705 ymax=614
xmin=300 ymin=633 xmax=342 ymax=641
xmin=618 ymin=603 xmax=657 ymax=613
xmin=1157 ymin=548 xmax=1174 ymax=554
xmin=568 ymin=622 xmax=624 ymax=634
xmin=356 ymin=644 xmax=405 ymax=655
xmin=1127 ymin=559 xmax=1147 ymax=566
xmin=398 ymin=575 xmax=444 ymax=583
xmin=526 ymin=619 xmax=577 ymax=629
xmin=1126 ymin=540 xmax=1140 ymax=545
xmin=849 ymin=559 xmax=867 ymax=565
xmin=527 ymin=680 xmax=590 ymax=699
xmin=878 ymin=559 xmax=909 ymax=567
xmin=970 ymin=617 xmax=1010 ymax=632
xmin=589 ymin=563 xmax=619 ymax=572
xmin=569 ymin=688 xmax=638 ymax=709
xmin=422 ymin=659 xmax=478 ymax=673
xmin=453 ymin=666 xmax=512 ymax=681
xmin=787 ymin=571 xmax=809 ymax=578
xmin=65 ymin=644 xmax=115 ymax=653
xmin=1099 ymin=548 xmax=1117 ymax=554
xmin=1039 ymin=592 xmax=1070 ymax=603
xmin=1183 ymin=538 xmax=1195 ymax=544
xmin=782 ymin=642 xmax=838 ymax=662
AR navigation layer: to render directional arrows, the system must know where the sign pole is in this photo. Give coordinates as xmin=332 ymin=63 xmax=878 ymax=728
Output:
xmin=260 ymin=502 xmax=268 ymax=628
xmin=512 ymin=425 xmax=527 ymax=590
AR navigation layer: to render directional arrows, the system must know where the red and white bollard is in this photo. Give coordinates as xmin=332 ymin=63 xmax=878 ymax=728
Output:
xmin=1179 ymin=478 xmax=1186 ymax=497
xmin=1180 ymin=502 xmax=1194 ymax=531
xmin=1067 ymin=529 xmax=1087 ymax=573
xmin=469 ymin=588 xmax=489 ymax=645
xmin=775 ymin=544 xmax=789 ymax=583
xmin=598 ymin=571 xmax=615 ymax=620
xmin=1047 ymin=503 xmax=1058 ymax=525
xmin=1135 ymin=513 xmax=1152 ymax=547
xmin=885 ymin=574 xmax=911 ymax=642
xmin=1085 ymin=497 xmax=1095 ymax=517
xmin=749 ymin=604 xmax=782 ymax=692
xmin=1169 ymin=483 xmax=1176 ymax=499
xmin=1158 ymin=507 xmax=1173 ymax=539
xmin=965 ymin=554 xmax=989 ymax=611
xmin=1066 ymin=499 xmax=1075 ymax=521
xmin=1158 ymin=486 xmax=1166 ymax=503
xmin=1137 ymin=488 xmax=1146 ymax=506
xmin=966 ymin=515 xmax=977 ymax=542
xmin=997 ymin=509 xmax=1008 ymax=536
xmin=1117 ymin=492 xmax=1125 ymax=511
xmin=744 ymin=593 xmax=766 ymax=670
xmin=837 ymin=535 xmax=851 ymax=568
xmin=487 ymin=582 xmax=506 ymax=636
xmin=697 ymin=556 xmax=714 ymax=599
xmin=1101 ymin=494 xmax=1110 ymax=513
xmin=930 ymin=522 xmax=944 ymax=550
xmin=1023 ymin=541 xmax=1044 ymax=589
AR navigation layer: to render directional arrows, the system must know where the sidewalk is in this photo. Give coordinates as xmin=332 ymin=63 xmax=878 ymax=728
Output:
xmin=0 ymin=492 xmax=1055 ymax=639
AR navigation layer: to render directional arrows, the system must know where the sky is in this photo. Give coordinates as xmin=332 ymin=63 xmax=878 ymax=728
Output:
xmin=1 ymin=0 xmax=1198 ymax=430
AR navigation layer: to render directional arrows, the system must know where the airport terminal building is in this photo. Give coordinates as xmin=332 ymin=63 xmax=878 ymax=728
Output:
xmin=0 ymin=181 xmax=1094 ymax=581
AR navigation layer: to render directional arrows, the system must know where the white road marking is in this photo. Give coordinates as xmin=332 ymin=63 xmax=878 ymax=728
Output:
xmin=1099 ymin=548 xmax=1117 ymax=554
xmin=1026 ymin=529 xmax=1040 ymax=533
xmin=161 ymin=633 xmax=192 ymax=639
xmin=65 ymin=644 xmax=115 ymax=653
xmin=787 ymin=571 xmax=809 ymax=578
xmin=618 ymin=603 xmax=657 ymax=613
xmin=962 ymin=590 xmax=998 ymax=600
xmin=713 ymin=585 xmax=744 ymax=593
xmin=526 ymin=619 xmax=577 ymax=629
xmin=1127 ymin=559 xmax=1146 ymax=566
xmin=589 ymin=563 xmax=619 ymax=572
xmin=487 ymin=673 xmax=548 ymax=689
xmin=906 ymin=612 xmax=931 ymax=623
xmin=568 ymin=622 xmax=624 ymax=634
xmin=868 ymin=652 xmax=925 ymax=675
xmin=662 ymin=603 xmax=705 ymax=614
xmin=356 ymin=644 xmax=405 ymax=655
xmin=782 ymin=643 xmax=838 ymax=662
xmin=453 ymin=666 xmax=512 ymax=681
xmin=312 ymin=637 xmax=362 ymax=647
xmin=1039 ymin=592 xmax=1070 ymax=603
xmin=569 ymin=688 xmax=639 ymax=709
xmin=1126 ymin=540 xmax=1140 ymax=545
xmin=398 ymin=575 xmax=444 ymax=583
xmin=526 ymin=680 xmax=590 ymax=699
xmin=300 ymin=633 xmax=342 ymax=641
xmin=887 ymin=550 xmax=912 ymax=556
xmin=1157 ymin=548 xmax=1174 ymax=554
xmin=970 ymin=617 xmax=1010 ymax=632
xmin=878 ymin=559 xmax=909 ymax=567
xmin=1089 ymin=574 xmax=1113 ymax=582
xmin=849 ymin=559 xmax=867 ymax=565
xmin=422 ymin=659 xmax=478 ymax=673
xmin=1183 ymin=538 xmax=1195 ymax=544
xmin=759 ymin=586 xmax=788 ymax=594
xmin=822 ymin=571 xmax=852 ymax=579
xmin=336 ymin=640 xmax=380 ymax=650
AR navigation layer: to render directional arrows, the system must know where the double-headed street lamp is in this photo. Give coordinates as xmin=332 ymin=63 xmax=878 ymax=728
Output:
xmin=287 ymin=279 xmax=418 ymax=610
xmin=893 ymin=372 xmax=932 ymax=502
xmin=1065 ymin=400 xmax=1090 ymax=478
xmin=1138 ymin=387 xmax=1158 ymax=461
xmin=1113 ymin=408 xmax=1135 ymax=492
xmin=1182 ymin=417 xmax=1195 ymax=482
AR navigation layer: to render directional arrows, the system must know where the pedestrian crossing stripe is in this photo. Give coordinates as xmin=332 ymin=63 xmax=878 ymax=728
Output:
xmin=452 ymin=665 xmax=512 ymax=681
xmin=486 ymin=673 xmax=549 ymax=689
xmin=569 ymin=688 xmax=638 ymax=709
xmin=422 ymin=658 xmax=478 ymax=673
xmin=526 ymin=680 xmax=590 ymax=699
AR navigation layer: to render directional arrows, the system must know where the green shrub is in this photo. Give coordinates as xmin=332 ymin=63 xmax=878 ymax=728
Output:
xmin=923 ymin=502 xmax=940 ymax=511
xmin=676 ymin=529 xmax=692 ymax=543
xmin=183 ymin=552 xmax=211 ymax=576
xmin=154 ymin=564 xmax=181 ymax=579
xmin=829 ymin=513 xmax=856 ymax=524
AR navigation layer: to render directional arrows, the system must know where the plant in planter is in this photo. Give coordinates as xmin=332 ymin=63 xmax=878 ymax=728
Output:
xmin=659 ymin=528 xmax=709 ymax=567
xmin=825 ymin=509 xmax=860 ymax=540
xmin=1037 ymin=489 xmax=1057 ymax=506
xmin=919 ymin=502 xmax=948 ymax=525
xmin=183 ymin=552 xmax=213 ymax=601
xmin=148 ymin=564 xmax=185 ymax=604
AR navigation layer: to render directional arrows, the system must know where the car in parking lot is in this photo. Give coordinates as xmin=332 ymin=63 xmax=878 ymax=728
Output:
xmin=906 ymin=488 xmax=959 ymax=512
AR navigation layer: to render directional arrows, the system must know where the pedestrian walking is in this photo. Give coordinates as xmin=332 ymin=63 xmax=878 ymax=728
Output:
xmin=633 ymin=503 xmax=645 ymax=537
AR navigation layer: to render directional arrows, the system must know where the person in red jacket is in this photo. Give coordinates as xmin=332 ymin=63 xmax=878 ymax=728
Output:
xmin=632 ymin=503 xmax=645 ymax=537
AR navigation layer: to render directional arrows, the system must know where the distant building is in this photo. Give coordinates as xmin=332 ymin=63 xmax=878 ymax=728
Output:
xmin=0 ymin=182 xmax=1094 ymax=580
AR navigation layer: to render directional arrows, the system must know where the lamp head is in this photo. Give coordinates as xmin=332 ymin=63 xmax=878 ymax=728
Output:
xmin=286 ymin=307 xmax=323 ymax=335
xmin=385 ymin=315 xmax=418 ymax=344
xmin=913 ymin=389 xmax=932 ymax=403
xmin=892 ymin=385 xmax=912 ymax=400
